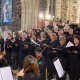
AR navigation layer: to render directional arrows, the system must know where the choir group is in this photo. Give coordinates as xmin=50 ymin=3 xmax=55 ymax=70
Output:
xmin=0 ymin=22 xmax=80 ymax=80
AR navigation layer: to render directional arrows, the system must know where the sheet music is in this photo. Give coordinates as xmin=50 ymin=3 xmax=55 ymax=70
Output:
xmin=66 ymin=41 xmax=74 ymax=48
xmin=0 ymin=73 xmax=2 ymax=80
xmin=0 ymin=67 xmax=13 ymax=80
xmin=31 ymin=39 xmax=40 ymax=46
xmin=53 ymin=59 xmax=65 ymax=78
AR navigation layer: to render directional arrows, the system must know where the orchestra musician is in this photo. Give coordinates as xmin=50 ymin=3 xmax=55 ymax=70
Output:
xmin=17 ymin=55 xmax=40 ymax=80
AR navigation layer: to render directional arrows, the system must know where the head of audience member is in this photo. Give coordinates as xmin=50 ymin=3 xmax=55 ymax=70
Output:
xmin=23 ymin=32 xmax=28 ymax=39
xmin=21 ymin=33 xmax=26 ymax=41
xmin=49 ymin=33 xmax=57 ymax=42
xmin=62 ymin=22 xmax=65 ymax=26
xmin=64 ymin=24 xmax=70 ymax=32
xmin=40 ymin=32 xmax=45 ymax=37
xmin=31 ymin=30 xmax=35 ymax=36
xmin=47 ymin=30 xmax=52 ymax=36
xmin=59 ymin=36 xmax=66 ymax=46
xmin=18 ymin=31 xmax=23 ymax=37
xmin=27 ymin=30 xmax=32 ymax=37
xmin=44 ymin=27 xmax=48 ymax=32
xmin=74 ymin=35 xmax=80 ymax=46
xmin=40 ymin=34 xmax=46 ymax=41
xmin=31 ymin=33 xmax=36 ymax=41
xmin=7 ymin=33 xmax=12 ymax=40
xmin=69 ymin=28 xmax=73 ymax=35
xmin=58 ymin=29 xmax=64 ymax=37
xmin=30 ymin=31 xmax=36 ymax=41
xmin=54 ymin=26 xmax=58 ymax=33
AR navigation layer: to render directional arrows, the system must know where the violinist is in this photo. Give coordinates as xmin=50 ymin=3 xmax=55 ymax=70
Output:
xmin=17 ymin=55 xmax=40 ymax=80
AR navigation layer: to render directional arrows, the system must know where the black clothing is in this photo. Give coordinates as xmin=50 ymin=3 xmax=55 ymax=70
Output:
xmin=0 ymin=58 xmax=8 ymax=67
xmin=67 ymin=46 xmax=80 ymax=80
xmin=40 ymin=39 xmax=50 ymax=50
xmin=74 ymin=27 xmax=80 ymax=35
xmin=56 ymin=45 xmax=68 ymax=80
xmin=18 ymin=39 xmax=29 ymax=68
xmin=0 ymin=38 xmax=4 ymax=52
xmin=50 ymin=40 xmax=59 ymax=48
xmin=77 ymin=44 xmax=80 ymax=49
xmin=5 ymin=38 xmax=13 ymax=65
xmin=47 ymin=40 xmax=59 ymax=80
xmin=37 ymin=57 xmax=46 ymax=80
xmin=66 ymin=35 xmax=73 ymax=44
xmin=64 ymin=32 xmax=69 ymax=37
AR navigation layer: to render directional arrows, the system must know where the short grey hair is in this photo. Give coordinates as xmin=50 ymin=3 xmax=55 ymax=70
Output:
xmin=59 ymin=36 xmax=66 ymax=43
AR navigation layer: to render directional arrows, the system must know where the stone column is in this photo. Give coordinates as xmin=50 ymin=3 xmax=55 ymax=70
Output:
xmin=61 ymin=0 xmax=68 ymax=21
xmin=76 ymin=0 xmax=80 ymax=23
xmin=67 ymin=0 xmax=78 ymax=22
xmin=53 ymin=0 xmax=79 ymax=22
xmin=67 ymin=0 xmax=70 ymax=21
xmin=21 ymin=0 xmax=39 ymax=31
xmin=55 ymin=0 xmax=62 ymax=19
xmin=70 ymin=0 xmax=77 ymax=22
xmin=45 ymin=0 xmax=50 ymax=15
xmin=20 ymin=0 xmax=26 ymax=31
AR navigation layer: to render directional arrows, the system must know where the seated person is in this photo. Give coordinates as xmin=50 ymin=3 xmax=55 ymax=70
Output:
xmin=17 ymin=55 xmax=40 ymax=80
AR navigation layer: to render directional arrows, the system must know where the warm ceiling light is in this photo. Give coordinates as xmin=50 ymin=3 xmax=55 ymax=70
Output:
xmin=39 ymin=13 xmax=44 ymax=19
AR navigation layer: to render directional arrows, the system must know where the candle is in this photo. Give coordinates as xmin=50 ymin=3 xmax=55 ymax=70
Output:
xmin=13 ymin=32 xmax=15 ymax=38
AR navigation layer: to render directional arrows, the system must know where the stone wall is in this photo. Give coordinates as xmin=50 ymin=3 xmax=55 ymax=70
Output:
xmin=55 ymin=0 xmax=62 ymax=19
xmin=39 ymin=0 xmax=47 ymax=14
xmin=21 ymin=0 xmax=40 ymax=31
xmin=76 ymin=0 xmax=80 ymax=22
xmin=0 ymin=0 xmax=21 ymax=31
xmin=55 ymin=0 xmax=78 ymax=22
xmin=61 ymin=0 xmax=68 ymax=21
xmin=69 ymin=0 xmax=77 ymax=22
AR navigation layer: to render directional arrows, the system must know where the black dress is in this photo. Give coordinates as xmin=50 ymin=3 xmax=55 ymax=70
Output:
xmin=47 ymin=40 xmax=59 ymax=80
xmin=56 ymin=45 xmax=68 ymax=80
xmin=5 ymin=38 xmax=13 ymax=65
xmin=67 ymin=46 xmax=80 ymax=80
